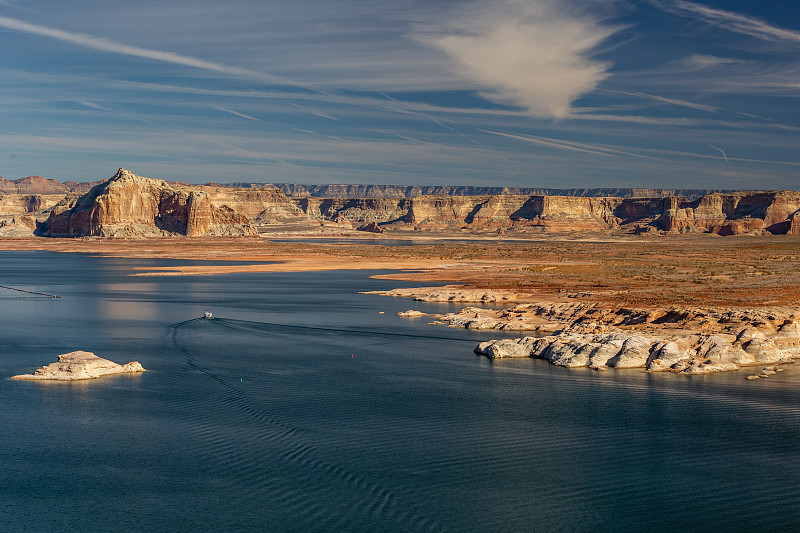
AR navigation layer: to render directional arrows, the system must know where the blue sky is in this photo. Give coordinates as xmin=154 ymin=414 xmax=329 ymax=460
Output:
xmin=0 ymin=0 xmax=798 ymax=188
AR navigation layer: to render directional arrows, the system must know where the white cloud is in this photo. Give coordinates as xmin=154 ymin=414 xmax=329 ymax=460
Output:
xmin=418 ymin=1 xmax=619 ymax=119
xmin=652 ymin=1 xmax=800 ymax=43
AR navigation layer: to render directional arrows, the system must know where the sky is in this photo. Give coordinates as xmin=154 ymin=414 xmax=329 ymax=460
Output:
xmin=0 ymin=0 xmax=798 ymax=188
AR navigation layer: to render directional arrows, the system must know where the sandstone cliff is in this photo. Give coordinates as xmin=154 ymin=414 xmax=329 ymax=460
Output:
xmin=0 ymin=194 xmax=63 ymax=215
xmin=658 ymin=192 xmax=800 ymax=234
xmin=199 ymin=186 xmax=305 ymax=222
xmin=370 ymin=192 xmax=800 ymax=235
xmin=42 ymin=169 xmax=256 ymax=238
xmin=297 ymin=197 xmax=410 ymax=226
xmin=4 ymin=168 xmax=800 ymax=237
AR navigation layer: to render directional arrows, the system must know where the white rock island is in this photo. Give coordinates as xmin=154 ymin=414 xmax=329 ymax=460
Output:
xmin=11 ymin=351 xmax=146 ymax=381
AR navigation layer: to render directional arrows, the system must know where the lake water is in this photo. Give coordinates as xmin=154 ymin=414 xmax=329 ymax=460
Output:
xmin=1 ymin=250 xmax=799 ymax=532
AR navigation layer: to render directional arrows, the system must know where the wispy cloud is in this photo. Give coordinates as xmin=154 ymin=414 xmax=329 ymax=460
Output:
xmin=601 ymin=89 xmax=719 ymax=113
xmin=480 ymin=129 xmax=800 ymax=168
xmin=211 ymin=105 xmax=263 ymax=122
xmin=287 ymin=103 xmax=339 ymax=121
xmin=676 ymin=54 xmax=742 ymax=70
xmin=77 ymin=100 xmax=109 ymax=112
xmin=0 ymin=0 xmax=33 ymax=12
xmin=418 ymin=1 xmax=620 ymax=119
xmin=0 ymin=14 xmax=295 ymax=85
xmin=481 ymin=129 xmax=652 ymax=159
xmin=651 ymin=1 xmax=800 ymax=43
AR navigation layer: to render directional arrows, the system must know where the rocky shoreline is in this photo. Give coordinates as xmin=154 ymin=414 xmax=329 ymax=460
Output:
xmin=378 ymin=287 xmax=800 ymax=375
xmin=11 ymin=351 xmax=146 ymax=381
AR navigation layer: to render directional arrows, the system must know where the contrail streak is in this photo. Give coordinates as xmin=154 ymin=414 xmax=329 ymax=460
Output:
xmin=710 ymin=144 xmax=729 ymax=162
xmin=212 ymin=105 xmax=263 ymax=122
xmin=0 ymin=14 xmax=299 ymax=87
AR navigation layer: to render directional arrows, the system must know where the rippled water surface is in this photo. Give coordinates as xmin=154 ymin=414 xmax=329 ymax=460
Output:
xmin=2 ymin=251 xmax=800 ymax=532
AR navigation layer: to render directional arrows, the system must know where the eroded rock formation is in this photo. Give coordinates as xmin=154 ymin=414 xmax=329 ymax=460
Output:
xmin=41 ymin=169 xmax=256 ymax=237
xmin=474 ymin=321 xmax=800 ymax=374
xmin=11 ymin=350 xmax=146 ymax=381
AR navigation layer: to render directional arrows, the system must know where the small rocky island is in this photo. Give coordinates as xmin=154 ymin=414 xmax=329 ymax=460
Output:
xmin=11 ymin=351 xmax=146 ymax=381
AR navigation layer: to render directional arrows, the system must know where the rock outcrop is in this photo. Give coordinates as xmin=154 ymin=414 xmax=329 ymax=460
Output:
xmin=474 ymin=322 xmax=800 ymax=374
xmin=458 ymin=302 xmax=800 ymax=374
xmin=397 ymin=309 xmax=427 ymax=317
xmin=357 ymin=222 xmax=385 ymax=233
xmin=11 ymin=350 xmax=146 ymax=381
xmin=41 ymin=169 xmax=256 ymax=238
xmin=0 ymin=215 xmax=39 ymax=236
xmin=375 ymin=286 xmax=800 ymax=375
xmin=362 ymin=286 xmax=527 ymax=303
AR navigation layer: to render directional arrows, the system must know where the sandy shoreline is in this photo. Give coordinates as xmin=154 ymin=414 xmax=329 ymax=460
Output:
xmin=0 ymin=236 xmax=460 ymax=276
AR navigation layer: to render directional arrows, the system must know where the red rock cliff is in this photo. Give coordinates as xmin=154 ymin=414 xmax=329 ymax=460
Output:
xmin=43 ymin=169 xmax=255 ymax=237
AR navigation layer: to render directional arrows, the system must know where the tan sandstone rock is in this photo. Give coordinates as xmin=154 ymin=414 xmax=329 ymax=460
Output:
xmin=43 ymin=168 xmax=256 ymax=238
xmin=11 ymin=350 xmax=146 ymax=381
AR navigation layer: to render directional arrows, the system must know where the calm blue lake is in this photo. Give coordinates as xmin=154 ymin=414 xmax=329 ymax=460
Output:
xmin=1 ymin=250 xmax=799 ymax=532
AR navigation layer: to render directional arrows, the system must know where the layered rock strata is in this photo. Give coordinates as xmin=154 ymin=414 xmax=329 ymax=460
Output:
xmin=4 ymin=168 xmax=800 ymax=237
xmin=11 ymin=350 xmax=146 ymax=381
xmin=42 ymin=169 xmax=256 ymax=238
xmin=292 ymin=191 xmax=800 ymax=235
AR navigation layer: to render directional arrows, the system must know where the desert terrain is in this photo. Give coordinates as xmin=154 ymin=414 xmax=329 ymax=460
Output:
xmin=2 ymin=168 xmax=799 ymax=375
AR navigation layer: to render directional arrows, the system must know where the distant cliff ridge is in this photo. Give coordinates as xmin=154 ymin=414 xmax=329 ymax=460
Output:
xmin=0 ymin=175 xmax=101 ymax=195
xmin=221 ymin=183 xmax=735 ymax=201
xmin=284 ymin=192 xmax=800 ymax=235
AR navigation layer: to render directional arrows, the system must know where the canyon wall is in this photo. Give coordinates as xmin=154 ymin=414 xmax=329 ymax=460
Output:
xmin=0 ymin=194 xmax=63 ymax=215
xmin=1 ymin=169 xmax=799 ymax=237
xmin=319 ymin=192 xmax=800 ymax=234
xmin=198 ymin=186 xmax=305 ymax=222
xmin=281 ymin=191 xmax=800 ymax=235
